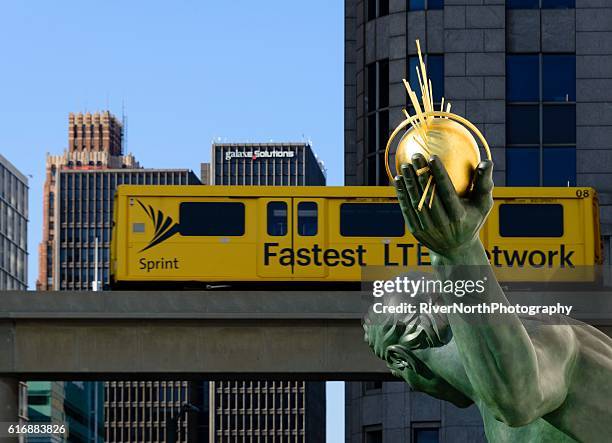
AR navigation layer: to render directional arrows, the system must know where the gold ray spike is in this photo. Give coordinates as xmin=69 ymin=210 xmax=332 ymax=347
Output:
xmin=402 ymin=108 xmax=420 ymax=130
xmin=417 ymin=64 xmax=432 ymax=115
xmin=446 ymin=102 xmax=452 ymax=114
xmin=415 ymin=166 xmax=430 ymax=176
xmin=415 ymin=65 xmax=427 ymax=114
xmin=414 ymin=136 xmax=431 ymax=156
xmin=428 ymin=79 xmax=434 ymax=114
xmin=416 ymin=40 xmax=433 ymax=114
xmin=408 ymin=89 xmax=427 ymax=128
xmin=440 ymin=97 xmax=445 ymax=112
xmin=428 ymin=184 xmax=436 ymax=209
xmin=402 ymin=107 xmax=427 ymax=142
xmin=403 ymin=82 xmax=429 ymax=140
xmin=403 ymin=79 xmax=426 ymax=125
xmin=418 ymin=175 xmax=433 ymax=211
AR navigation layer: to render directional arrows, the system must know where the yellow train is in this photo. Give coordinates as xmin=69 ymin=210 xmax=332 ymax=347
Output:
xmin=110 ymin=186 xmax=602 ymax=288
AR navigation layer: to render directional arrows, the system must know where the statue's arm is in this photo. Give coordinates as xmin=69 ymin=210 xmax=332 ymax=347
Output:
xmin=431 ymin=240 xmax=576 ymax=426
xmin=395 ymin=155 xmax=577 ymax=427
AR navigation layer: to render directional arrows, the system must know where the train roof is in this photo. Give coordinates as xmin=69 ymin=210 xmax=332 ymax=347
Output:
xmin=114 ymin=185 xmax=596 ymax=199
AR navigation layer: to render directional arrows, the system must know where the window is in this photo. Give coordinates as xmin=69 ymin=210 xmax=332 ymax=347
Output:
xmin=340 ymin=203 xmax=405 ymax=237
xmin=267 ymin=201 xmax=287 ymax=236
xmin=365 ymin=59 xmax=390 ymax=185
xmin=409 ymin=0 xmax=443 ymax=10
xmin=364 ymin=426 xmax=383 ymax=443
xmin=543 ymin=105 xmax=575 ymax=145
xmin=543 ymin=147 xmax=576 ymax=186
xmin=499 ymin=204 xmax=563 ymax=237
xmin=542 ymin=0 xmax=574 ymax=7
xmin=506 ymin=105 xmax=539 ymax=145
xmin=414 ymin=428 xmax=440 ymax=443
xmin=506 ymin=54 xmax=576 ymax=186
xmin=367 ymin=0 xmax=388 ymax=21
xmin=297 ymin=202 xmax=317 ymax=236
xmin=506 ymin=55 xmax=539 ymax=102
xmin=28 ymin=395 xmax=48 ymax=405
xmin=363 ymin=381 xmax=383 ymax=393
xmin=507 ymin=0 xmax=574 ymax=8
xmin=543 ymin=55 xmax=575 ymax=102
xmin=179 ymin=202 xmax=245 ymax=236
xmin=506 ymin=147 xmax=540 ymax=186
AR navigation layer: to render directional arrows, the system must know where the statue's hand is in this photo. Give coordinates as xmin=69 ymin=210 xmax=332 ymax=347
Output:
xmin=395 ymin=154 xmax=493 ymax=259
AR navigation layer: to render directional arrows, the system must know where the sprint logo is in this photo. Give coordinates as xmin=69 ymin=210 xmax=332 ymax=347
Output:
xmin=137 ymin=201 xmax=179 ymax=252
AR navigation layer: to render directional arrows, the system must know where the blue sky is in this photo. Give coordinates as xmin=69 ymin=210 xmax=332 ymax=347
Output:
xmin=0 ymin=1 xmax=345 ymax=440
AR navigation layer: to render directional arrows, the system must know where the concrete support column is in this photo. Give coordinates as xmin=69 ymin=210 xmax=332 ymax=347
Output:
xmin=0 ymin=377 xmax=19 ymax=443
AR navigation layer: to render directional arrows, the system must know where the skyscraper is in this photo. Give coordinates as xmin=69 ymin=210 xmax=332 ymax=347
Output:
xmin=0 ymin=153 xmax=28 ymax=291
xmin=35 ymin=111 xmax=202 ymax=442
xmin=205 ymin=141 xmax=327 ymax=443
xmin=210 ymin=381 xmax=325 ymax=443
xmin=344 ymin=1 xmax=612 ymax=441
xmin=28 ymin=381 xmax=105 ymax=443
xmin=105 ymin=381 xmax=206 ymax=443
xmin=53 ymin=167 xmax=198 ymax=290
xmin=37 ymin=111 xmax=138 ymax=291
xmin=0 ymin=154 xmax=29 ymax=440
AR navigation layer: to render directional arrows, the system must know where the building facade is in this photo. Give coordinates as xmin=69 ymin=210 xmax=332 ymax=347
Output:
xmin=0 ymin=154 xmax=29 ymax=439
xmin=53 ymin=167 xmax=198 ymax=290
xmin=206 ymin=141 xmax=326 ymax=442
xmin=105 ymin=381 xmax=207 ymax=443
xmin=207 ymin=142 xmax=326 ymax=186
xmin=0 ymin=154 xmax=28 ymax=290
xmin=70 ymin=168 xmax=200 ymax=443
xmin=27 ymin=381 xmax=104 ymax=443
xmin=344 ymin=0 xmax=611 ymax=442
xmin=35 ymin=111 xmax=203 ymax=442
xmin=210 ymin=381 xmax=325 ymax=443
xmin=37 ymin=111 xmax=139 ymax=291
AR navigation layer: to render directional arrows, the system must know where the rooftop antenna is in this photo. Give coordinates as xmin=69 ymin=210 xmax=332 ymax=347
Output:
xmin=121 ymin=100 xmax=128 ymax=155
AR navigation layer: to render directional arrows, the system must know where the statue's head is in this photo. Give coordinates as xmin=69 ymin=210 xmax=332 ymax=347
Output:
xmin=363 ymin=293 xmax=451 ymax=378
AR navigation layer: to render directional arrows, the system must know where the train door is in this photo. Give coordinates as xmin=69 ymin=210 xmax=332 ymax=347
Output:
xmin=292 ymin=198 xmax=328 ymax=279
xmin=257 ymin=198 xmax=293 ymax=278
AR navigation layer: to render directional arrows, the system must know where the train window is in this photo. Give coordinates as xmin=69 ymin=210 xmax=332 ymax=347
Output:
xmin=267 ymin=202 xmax=288 ymax=236
xmin=499 ymin=204 xmax=563 ymax=237
xmin=297 ymin=202 xmax=318 ymax=236
xmin=179 ymin=202 xmax=245 ymax=236
xmin=340 ymin=203 xmax=405 ymax=237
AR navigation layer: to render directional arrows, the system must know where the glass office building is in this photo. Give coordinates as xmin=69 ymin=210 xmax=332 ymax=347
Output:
xmin=53 ymin=168 xmax=198 ymax=290
xmin=0 ymin=153 xmax=28 ymax=291
xmin=206 ymin=142 xmax=327 ymax=443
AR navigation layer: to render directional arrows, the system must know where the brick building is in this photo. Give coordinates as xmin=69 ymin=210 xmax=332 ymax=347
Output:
xmin=35 ymin=111 xmax=202 ymax=442
xmin=37 ymin=111 xmax=139 ymax=290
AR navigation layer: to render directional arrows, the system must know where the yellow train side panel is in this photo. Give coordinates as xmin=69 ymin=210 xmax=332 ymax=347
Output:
xmin=111 ymin=186 xmax=600 ymax=285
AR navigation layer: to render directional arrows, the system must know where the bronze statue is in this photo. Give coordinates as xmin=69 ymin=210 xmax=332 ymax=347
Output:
xmin=364 ymin=154 xmax=612 ymax=442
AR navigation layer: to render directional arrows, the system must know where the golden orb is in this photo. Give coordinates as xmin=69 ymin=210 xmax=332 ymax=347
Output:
xmin=384 ymin=39 xmax=491 ymax=208
xmin=395 ymin=118 xmax=481 ymax=197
